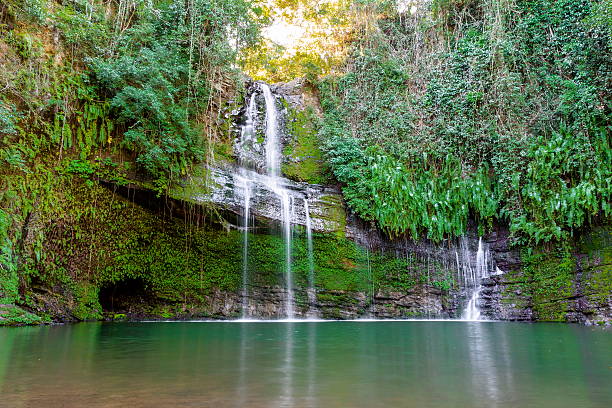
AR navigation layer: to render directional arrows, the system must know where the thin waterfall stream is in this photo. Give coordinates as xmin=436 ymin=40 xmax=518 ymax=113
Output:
xmin=304 ymin=199 xmax=316 ymax=317
xmin=239 ymin=174 xmax=251 ymax=319
xmin=236 ymin=91 xmax=257 ymax=319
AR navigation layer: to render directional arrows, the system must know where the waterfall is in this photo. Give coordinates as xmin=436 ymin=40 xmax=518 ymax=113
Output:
xmin=463 ymin=288 xmax=482 ymax=321
xmin=366 ymin=244 xmax=375 ymax=317
xmin=236 ymin=90 xmax=257 ymax=319
xmin=261 ymin=83 xmax=295 ymax=319
xmin=304 ymin=199 xmax=316 ymax=316
xmin=281 ymin=191 xmax=295 ymax=319
xmin=230 ymin=82 xmax=328 ymax=319
xmin=461 ymin=237 xmax=490 ymax=321
xmin=241 ymin=93 xmax=257 ymax=148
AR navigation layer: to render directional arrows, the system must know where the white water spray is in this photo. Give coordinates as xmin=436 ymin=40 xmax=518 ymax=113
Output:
xmin=461 ymin=237 xmax=490 ymax=321
xmin=238 ymin=176 xmax=252 ymax=318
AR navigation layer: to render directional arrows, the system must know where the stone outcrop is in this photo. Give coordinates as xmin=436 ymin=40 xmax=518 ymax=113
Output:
xmin=479 ymin=226 xmax=612 ymax=325
xmin=110 ymin=285 xmax=459 ymax=321
xmin=173 ymin=165 xmax=346 ymax=234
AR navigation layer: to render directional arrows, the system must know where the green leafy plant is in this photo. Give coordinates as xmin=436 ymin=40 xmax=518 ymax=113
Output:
xmin=318 ymin=0 xmax=610 ymax=244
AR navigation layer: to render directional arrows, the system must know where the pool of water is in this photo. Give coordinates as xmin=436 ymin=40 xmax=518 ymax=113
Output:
xmin=1 ymin=321 xmax=610 ymax=407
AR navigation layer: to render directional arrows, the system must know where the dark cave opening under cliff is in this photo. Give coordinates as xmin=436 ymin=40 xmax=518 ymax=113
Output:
xmin=99 ymin=278 xmax=149 ymax=313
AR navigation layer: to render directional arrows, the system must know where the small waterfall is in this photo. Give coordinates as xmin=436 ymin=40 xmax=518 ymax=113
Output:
xmin=463 ymin=288 xmax=482 ymax=321
xmin=365 ymin=244 xmax=375 ymax=317
xmin=304 ymin=199 xmax=317 ymax=316
xmin=461 ymin=237 xmax=490 ymax=321
xmin=240 ymin=94 xmax=257 ymax=148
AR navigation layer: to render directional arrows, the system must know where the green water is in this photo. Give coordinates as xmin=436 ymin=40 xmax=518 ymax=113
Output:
xmin=0 ymin=321 xmax=610 ymax=407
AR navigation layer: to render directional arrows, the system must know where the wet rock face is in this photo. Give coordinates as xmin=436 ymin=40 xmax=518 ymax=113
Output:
xmin=175 ymin=79 xmax=347 ymax=235
xmin=478 ymin=227 xmax=612 ymax=325
xmin=369 ymin=287 xmax=458 ymax=319
xmin=179 ymin=165 xmax=346 ymax=234
xmin=478 ymin=227 xmax=534 ymax=321
xmin=271 ymin=78 xmax=305 ymax=110
xmin=479 ymin=276 xmax=534 ymax=321
xmin=231 ymin=81 xmax=297 ymax=174
xmin=204 ymin=285 xmax=458 ymax=320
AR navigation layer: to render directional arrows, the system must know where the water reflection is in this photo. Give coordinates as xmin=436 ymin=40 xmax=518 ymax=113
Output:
xmin=465 ymin=322 xmax=513 ymax=406
xmin=0 ymin=322 xmax=610 ymax=407
xmin=278 ymin=322 xmax=294 ymax=407
xmin=235 ymin=323 xmax=248 ymax=407
xmin=306 ymin=323 xmax=317 ymax=408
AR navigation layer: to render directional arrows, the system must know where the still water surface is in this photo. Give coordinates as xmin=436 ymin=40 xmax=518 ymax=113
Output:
xmin=1 ymin=321 xmax=610 ymax=407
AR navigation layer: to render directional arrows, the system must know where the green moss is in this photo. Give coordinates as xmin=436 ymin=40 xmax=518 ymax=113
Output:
xmin=282 ymin=106 xmax=331 ymax=184
xmin=519 ymin=244 xmax=575 ymax=321
xmin=2 ymin=161 xmax=459 ymax=322
xmin=71 ymin=283 xmax=102 ymax=321
xmin=577 ymin=226 xmax=612 ymax=306
xmin=315 ymin=194 xmax=347 ymax=238
xmin=0 ymin=305 xmax=45 ymax=326
xmin=316 ymin=292 xmax=359 ymax=305
xmin=168 ymin=166 xmax=211 ymax=204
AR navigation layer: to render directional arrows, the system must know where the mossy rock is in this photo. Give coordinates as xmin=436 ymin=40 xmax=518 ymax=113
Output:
xmin=519 ymin=244 xmax=575 ymax=321
xmin=577 ymin=226 xmax=612 ymax=307
xmin=0 ymin=305 xmax=45 ymax=326
xmin=282 ymin=106 xmax=331 ymax=185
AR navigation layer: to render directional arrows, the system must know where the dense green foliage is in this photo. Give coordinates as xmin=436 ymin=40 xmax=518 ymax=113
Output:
xmin=0 ymin=209 xmax=18 ymax=304
xmin=89 ymin=0 xmax=259 ymax=179
xmin=0 ymin=0 xmax=262 ymax=322
xmin=1 ymin=0 xmax=260 ymax=183
xmin=319 ymin=0 xmax=611 ymax=243
xmin=324 ymin=133 xmax=497 ymax=240
xmin=1 ymin=0 xmax=611 ymax=325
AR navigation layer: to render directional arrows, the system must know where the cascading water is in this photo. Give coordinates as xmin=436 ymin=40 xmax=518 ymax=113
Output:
xmin=262 ymin=84 xmax=280 ymax=178
xmin=239 ymin=93 xmax=257 ymax=161
xmin=235 ymin=172 xmax=252 ymax=318
xmin=206 ymin=81 xmax=509 ymax=321
xmin=304 ymin=199 xmax=317 ymax=316
xmin=261 ymin=83 xmax=295 ymax=319
xmin=281 ymin=191 xmax=295 ymax=319
xmin=233 ymin=82 xmax=505 ymax=322
xmin=236 ymin=91 xmax=257 ymax=319
xmin=231 ymin=83 xmax=299 ymax=319
xmin=461 ymin=237 xmax=490 ymax=321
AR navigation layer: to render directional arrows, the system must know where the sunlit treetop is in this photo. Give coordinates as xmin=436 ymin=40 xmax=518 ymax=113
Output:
xmin=240 ymin=0 xmax=432 ymax=82
xmin=241 ymin=0 xmax=355 ymax=82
